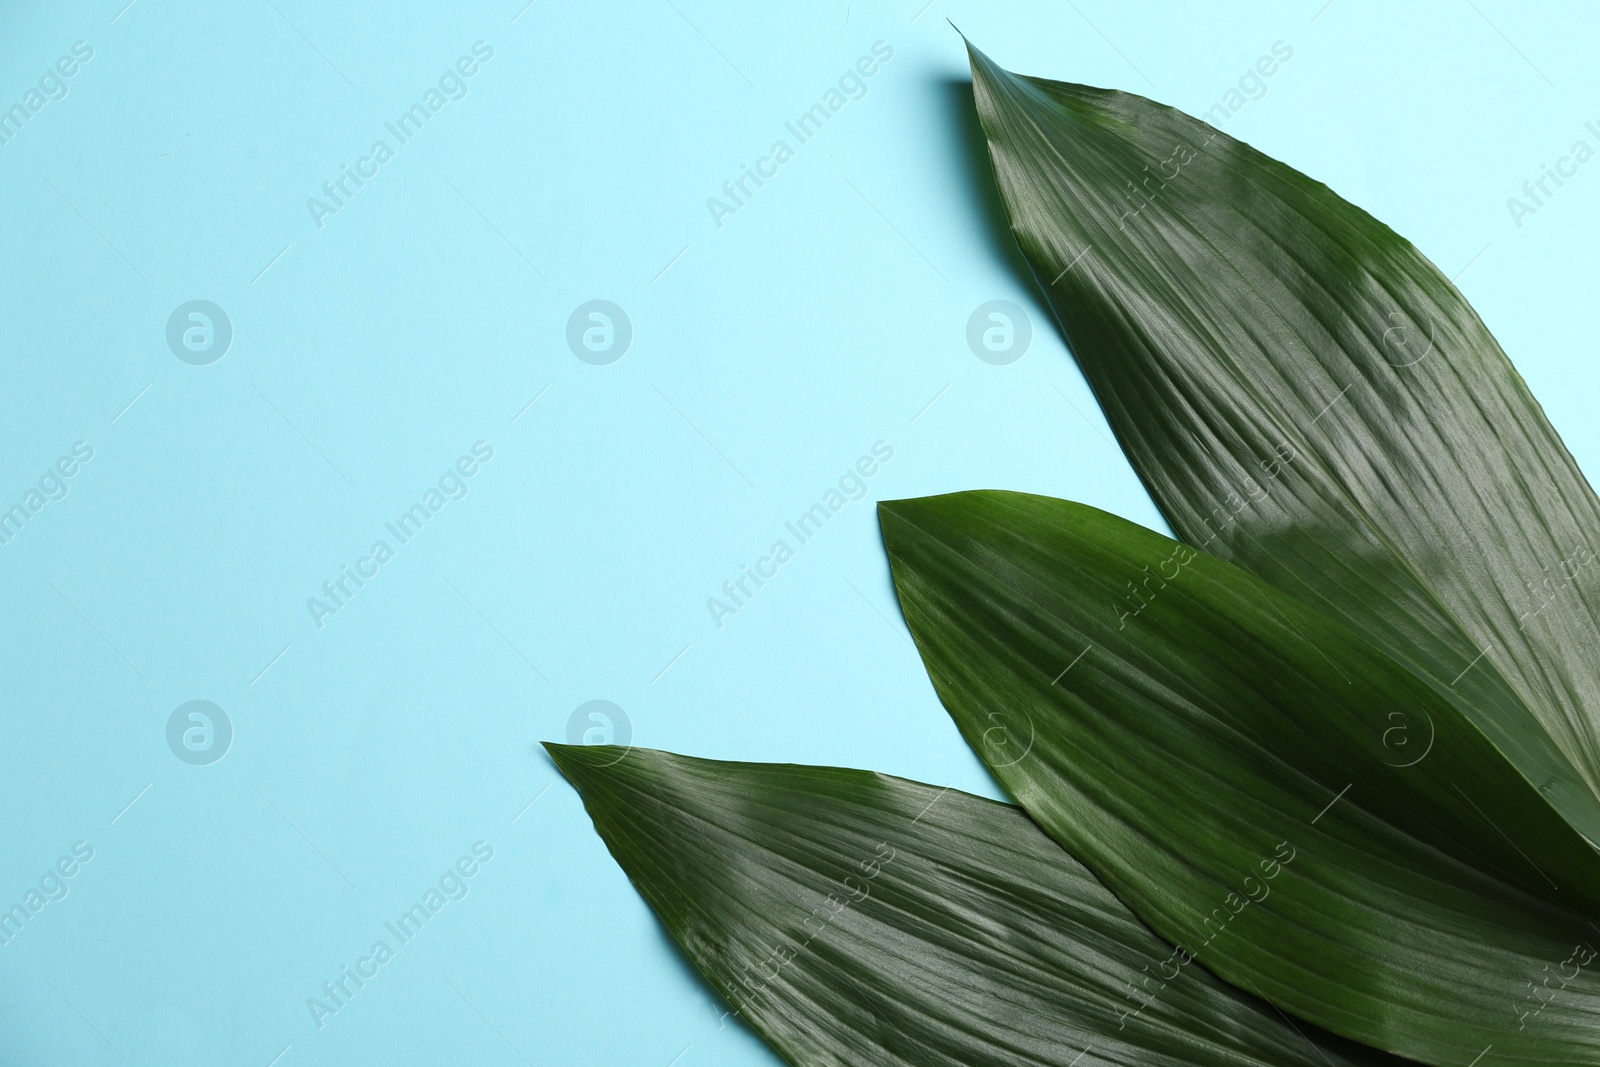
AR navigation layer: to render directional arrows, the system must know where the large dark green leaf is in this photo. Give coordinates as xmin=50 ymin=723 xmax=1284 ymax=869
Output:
xmin=547 ymin=742 xmax=1408 ymax=1067
xmin=880 ymin=490 xmax=1600 ymax=1066
xmin=963 ymin=43 xmax=1600 ymax=813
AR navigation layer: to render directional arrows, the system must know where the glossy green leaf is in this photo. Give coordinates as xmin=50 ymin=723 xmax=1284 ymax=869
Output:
xmin=548 ymin=742 xmax=1408 ymax=1067
xmin=881 ymin=490 xmax=1600 ymax=1066
xmin=963 ymin=42 xmax=1600 ymax=817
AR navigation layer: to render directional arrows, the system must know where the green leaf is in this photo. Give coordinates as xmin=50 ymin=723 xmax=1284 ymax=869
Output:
xmin=880 ymin=490 xmax=1600 ymax=1066
xmin=962 ymin=43 xmax=1600 ymax=816
xmin=547 ymin=742 xmax=1408 ymax=1067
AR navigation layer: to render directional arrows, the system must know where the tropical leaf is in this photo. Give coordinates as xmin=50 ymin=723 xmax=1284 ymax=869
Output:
xmin=962 ymin=42 xmax=1600 ymax=811
xmin=880 ymin=490 xmax=1600 ymax=1066
xmin=547 ymin=742 xmax=1408 ymax=1067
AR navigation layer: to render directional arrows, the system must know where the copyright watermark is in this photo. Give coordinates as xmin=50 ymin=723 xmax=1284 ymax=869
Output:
xmin=166 ymin=700 xmax=232 ymax=765
xmin=166 ymin=300 xmax=232 ymax=365
xmin=566 ymin=700 xmax=632 ymax=765
xmin=966 ymin=300 xmax=1031 ymax=365
xmin=566 ymin=301 xmax=631 ymax=365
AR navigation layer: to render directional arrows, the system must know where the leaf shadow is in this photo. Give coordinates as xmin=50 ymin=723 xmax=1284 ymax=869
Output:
xmin=936 ymin=75 xmax=1036 ymax=291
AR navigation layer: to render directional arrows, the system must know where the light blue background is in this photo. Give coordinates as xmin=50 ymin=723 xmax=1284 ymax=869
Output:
xmin=2 ymin=0 xmax=1597 ymax=1063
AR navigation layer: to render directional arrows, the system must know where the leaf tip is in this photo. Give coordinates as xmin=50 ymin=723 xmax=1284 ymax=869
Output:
xmin=542 ymin=740 xmax=583 ymax=780
xmin=876 ymin=495 xmax=918 ymax=541
xmin=544 ymin=741 xmax=635 ymax=792
xmin=960 ymin=35 xmax=1009 ymax=89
